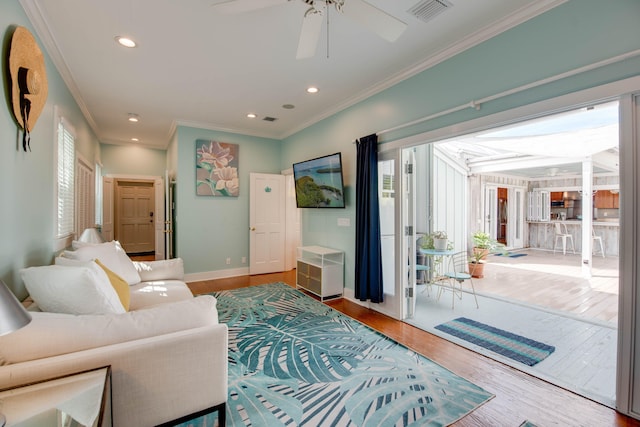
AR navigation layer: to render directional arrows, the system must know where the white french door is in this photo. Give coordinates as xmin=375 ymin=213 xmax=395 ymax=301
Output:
xmin=484 ymin=185 xmax=498 ymax=240
xmin=374 ymin=151 xmax=401 ymax=319
xmin=402 ymin=149 xmax=417 ymax=319
xmin=509 ymin=187 xmax=526 ymax=249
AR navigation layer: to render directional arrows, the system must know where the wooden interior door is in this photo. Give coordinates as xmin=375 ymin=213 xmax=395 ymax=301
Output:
xmin=116 ymin=181 xmax=155 ymax=253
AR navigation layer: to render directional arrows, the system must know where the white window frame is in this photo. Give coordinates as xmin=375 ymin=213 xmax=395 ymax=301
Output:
xmin=53 ymin=108 xmax=76 ymax=251
xmin=75 ymin=153 xmax=95 ymax=238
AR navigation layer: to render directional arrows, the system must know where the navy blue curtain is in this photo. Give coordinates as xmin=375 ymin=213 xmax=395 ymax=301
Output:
xmin=355 ymin=134 xmax=383 ymax=303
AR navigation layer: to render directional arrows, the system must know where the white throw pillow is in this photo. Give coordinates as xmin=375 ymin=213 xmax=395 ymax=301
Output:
xmin=64 ymin=241 xmax=141 ymax=285
xmin=21 ymin=264 xmax=126 ymax=315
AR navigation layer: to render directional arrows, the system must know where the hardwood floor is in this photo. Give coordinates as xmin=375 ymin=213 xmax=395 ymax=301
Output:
xmin=471 ymin=249 xmax=619 ymax=324
xmin=188 ymin=271 xmax=640 ymax=427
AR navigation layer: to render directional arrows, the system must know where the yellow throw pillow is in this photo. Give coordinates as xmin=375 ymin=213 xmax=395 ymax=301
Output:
xmin=95 ymin=259 xmax=130 ymax=311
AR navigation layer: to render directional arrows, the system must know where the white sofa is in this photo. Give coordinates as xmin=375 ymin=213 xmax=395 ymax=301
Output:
xmin=0 ymin=247 xmax=228 ymax=427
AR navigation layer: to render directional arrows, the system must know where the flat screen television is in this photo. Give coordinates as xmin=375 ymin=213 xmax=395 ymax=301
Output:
xmin=293 ymin=152 xmax=345 ymax=208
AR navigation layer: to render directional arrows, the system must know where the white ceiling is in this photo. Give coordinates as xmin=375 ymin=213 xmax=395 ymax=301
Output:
xmin=436 ymin=101 xmax=620 ymax=179
xmin=19 ymin=0 xmax=563 ymax=150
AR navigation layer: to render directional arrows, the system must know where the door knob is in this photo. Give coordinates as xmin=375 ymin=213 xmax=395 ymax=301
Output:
xmin=249 ymin=227 xmax=256 ymax=231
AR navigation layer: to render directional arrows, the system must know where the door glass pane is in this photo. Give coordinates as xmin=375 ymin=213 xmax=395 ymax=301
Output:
xmin=379 ymin=159 xmax=395 ymax=302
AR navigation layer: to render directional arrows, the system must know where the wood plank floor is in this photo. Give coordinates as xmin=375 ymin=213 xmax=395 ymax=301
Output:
xmin=469 ymin=249 xmax=619 ymax=324
xmin=188 ymin=271 xmax=639 ymax=427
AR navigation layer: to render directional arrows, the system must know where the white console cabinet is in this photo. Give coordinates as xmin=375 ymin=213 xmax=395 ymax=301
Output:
xmin=296 ymin=246 xmax=344 ymax=301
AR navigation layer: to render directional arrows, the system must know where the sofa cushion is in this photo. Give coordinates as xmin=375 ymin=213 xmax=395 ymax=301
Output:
xmin=0 ymin=295 xmax=219 ymax=365
xmin=63 ymin=241 xmax=141 ymax=285
xmin=129 ymin=280 xmax=194 ymax=311
xmin=133 ymin=258 xmax=184 ymax=282
xmin=20 ymin=263 xmax=126 ymax=315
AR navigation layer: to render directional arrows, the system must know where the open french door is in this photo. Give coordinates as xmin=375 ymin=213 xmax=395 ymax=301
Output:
xmin=375 ymin=151 xmax=401 ymax=319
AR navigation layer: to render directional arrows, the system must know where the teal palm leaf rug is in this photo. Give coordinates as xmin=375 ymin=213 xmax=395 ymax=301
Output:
xmin=183 ymin=282 xmax=493 ymax=426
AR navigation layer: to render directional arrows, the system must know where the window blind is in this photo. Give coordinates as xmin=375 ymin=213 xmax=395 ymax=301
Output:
xmin=57 ymin=120 xmax=75 ymax=238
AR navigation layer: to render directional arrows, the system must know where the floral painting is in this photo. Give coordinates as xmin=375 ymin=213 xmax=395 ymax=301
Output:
xmin=196 ymin=140 xmax=239 ymax=197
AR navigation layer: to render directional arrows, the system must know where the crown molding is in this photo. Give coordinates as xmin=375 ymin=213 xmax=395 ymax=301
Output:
xmin=19 ymin=0 xmax=103 ymax=140
xmin=281 ymin=0 xmax=569 ymax=139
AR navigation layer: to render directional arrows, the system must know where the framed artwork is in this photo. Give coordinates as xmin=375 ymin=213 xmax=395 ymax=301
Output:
xmin=196 ymin=140 xmax=239 ymax=197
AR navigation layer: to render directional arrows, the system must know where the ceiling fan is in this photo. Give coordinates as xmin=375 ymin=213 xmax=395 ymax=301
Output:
xmin=212 ymin=0 xmax=407 ymax=59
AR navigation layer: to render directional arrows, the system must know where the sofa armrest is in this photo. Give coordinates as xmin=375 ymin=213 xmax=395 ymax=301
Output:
xmin=133 ymin=258 xmax=184 ymax=282
xmin=0 ymin=324 xmax=228 ymax=427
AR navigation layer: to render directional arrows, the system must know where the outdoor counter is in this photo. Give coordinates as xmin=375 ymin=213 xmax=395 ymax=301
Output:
xmin=527 ymin=220 xmax=618 ymax=256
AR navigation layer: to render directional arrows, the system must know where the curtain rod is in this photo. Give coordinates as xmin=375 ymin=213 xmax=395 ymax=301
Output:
xmin=367 ymin=48 xmax=640 ymax=139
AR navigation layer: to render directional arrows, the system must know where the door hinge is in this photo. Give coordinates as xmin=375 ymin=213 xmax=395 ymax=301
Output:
xmin=405 ymin=163 xmax=413 ymax=174
xmin=405 ymin=287 xmax=414 ymax=298
xmin=405 ymin=225 xmax=413 ymax=236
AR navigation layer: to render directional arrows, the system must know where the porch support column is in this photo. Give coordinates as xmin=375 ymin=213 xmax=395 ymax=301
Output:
xmin=581 ymin=158 xmax=593 ymax=278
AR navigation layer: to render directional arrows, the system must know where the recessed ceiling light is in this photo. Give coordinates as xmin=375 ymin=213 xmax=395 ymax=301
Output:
xmin=131 ymin=138 xmax=139 ymax=142
xmin=127 ymin=113 xmax=140 ymax=122
xmin=247 ymin=113 xmax=257 ymax=118
xmin=282 ymin=104 xmax=295 ymax=109
xmin=307 ymin=87 xmax=319 ymax=94
xmin=115 ymin=36 xmax=137 ymax=48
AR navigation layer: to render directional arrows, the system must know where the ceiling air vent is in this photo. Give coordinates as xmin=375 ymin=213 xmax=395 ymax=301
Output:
xmin=262 ymin=116 xmax=278 ymax=122
xmin=408 ymin=0 xmax=452 ymax=24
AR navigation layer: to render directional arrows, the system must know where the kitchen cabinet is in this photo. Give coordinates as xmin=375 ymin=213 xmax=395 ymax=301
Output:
xmin=594 ymin=190 xmax=619 ymax=209
xmin=550 ymin=191 xmax=563 ymax=201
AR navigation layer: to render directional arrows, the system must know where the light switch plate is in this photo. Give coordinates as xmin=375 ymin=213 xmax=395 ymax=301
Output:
xmin=337 ymin=218 xmax=350 ymax=227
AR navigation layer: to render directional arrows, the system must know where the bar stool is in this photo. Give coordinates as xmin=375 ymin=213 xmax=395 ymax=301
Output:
xmin=592 ymin=228 xmax=605 ymax=258
xmin=553 ymin=222 xmax=575 ymax=255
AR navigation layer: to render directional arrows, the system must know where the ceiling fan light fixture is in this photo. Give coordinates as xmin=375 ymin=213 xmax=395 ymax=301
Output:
xmin=247 ymin=113 xmax=257 ymax=118
xmin=115 ymin=36 xmax=137 ymax=48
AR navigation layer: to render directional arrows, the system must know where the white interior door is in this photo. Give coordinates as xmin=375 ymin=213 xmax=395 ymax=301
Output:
xmin=154 ymin=177 xmax=165 ymax=260
xmin=284 ymin=173 xmax=301 ymax=271
xmin=250 ymin=173 xmax=286 ymax=275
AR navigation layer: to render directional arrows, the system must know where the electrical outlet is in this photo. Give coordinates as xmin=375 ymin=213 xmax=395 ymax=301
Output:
xmin=226 ymin=257 xmax=231 ymax=265
xmin=241 ymin=257 xmax=247 ymax=264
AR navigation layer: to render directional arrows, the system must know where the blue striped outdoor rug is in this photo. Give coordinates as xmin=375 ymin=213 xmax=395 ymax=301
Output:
xmin=435 ymin=317 xmax=555 ymax=366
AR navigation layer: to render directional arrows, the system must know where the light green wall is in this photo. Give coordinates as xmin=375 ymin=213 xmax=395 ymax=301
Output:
xmin=175 ymin=126 xmax=282 ymax=274
xmin=100 ymin=144 xmax=167 ymax=177
xmin=0 ymin=1 xmax=102 ymax=298
xmin=281 ymin=0 xmax=640 ymax=291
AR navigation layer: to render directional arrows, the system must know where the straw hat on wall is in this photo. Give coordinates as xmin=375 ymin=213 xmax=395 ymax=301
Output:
xmin=8 ymin=26 xmax=48 ymax=151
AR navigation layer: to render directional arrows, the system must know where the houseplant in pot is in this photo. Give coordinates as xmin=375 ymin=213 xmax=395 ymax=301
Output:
xmin=468 ymin=250 xmax=487 ymax=278
xmin=469 ymin=231 xmax=506 ymax=278
xmin=471 ymin=231 xmax=503 ymax=260
xmin=429 ymin=230 xmax=449 ymax=251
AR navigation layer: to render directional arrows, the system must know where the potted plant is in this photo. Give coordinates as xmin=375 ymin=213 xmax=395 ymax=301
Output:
xmin=468 ymin=250 xmax=487 ymax=278
xmin=468 ymin=231 xmax=507 ymax=277
xmin=430 ymin=230 xmax=448 ymax=251
xmin=471 ymin=231 xmax=503 ymax=261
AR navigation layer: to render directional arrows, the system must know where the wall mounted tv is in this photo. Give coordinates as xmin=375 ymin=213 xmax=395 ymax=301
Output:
xmin=293 ymin=152 xmax=345 ymax=208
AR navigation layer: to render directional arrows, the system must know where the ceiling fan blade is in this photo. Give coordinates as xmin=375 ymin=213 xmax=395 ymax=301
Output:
xmin=296 ymin=8 xmax=324 ymax=59
xmin=211 ymin=0 xmax=288 ymax=14
xmin=341 ymin=0 xmax=407 ymax=42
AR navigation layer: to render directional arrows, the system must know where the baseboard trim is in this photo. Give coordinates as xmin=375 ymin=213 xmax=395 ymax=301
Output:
xmin=185 ymin=267 xmax=249 ymax=283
